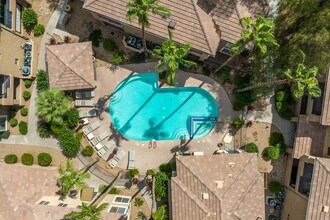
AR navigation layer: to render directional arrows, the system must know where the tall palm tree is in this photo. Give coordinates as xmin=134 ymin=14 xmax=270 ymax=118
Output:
xmin=35 ymin=87 xmax=72 ymax=125
xmin=58 ymin=160 xmax=91 ymax=197
xmin=237 ymin=51 xmax=321 ymax=99
xmin=152 ymin=29 xmax=197 ymax=85
xmin=126 ymin=0 xmax=170 ymax=59
xmin=63 ymin=202 xmax=108 ymax=220
xmin=214 ymin=16 xmax=279 ymax=73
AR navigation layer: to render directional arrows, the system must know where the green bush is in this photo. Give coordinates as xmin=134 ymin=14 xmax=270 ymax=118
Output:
xmin=234 ymin=75 xmax=248 ymax=88
xmin=21 ymin=153 xmax=34 ymax=165
xmin=24 ymin=79 xmax=32 ymax=88
xmin=103 ymin=38 xmax=117 ymax=52
xmin=19 ymin=121 xmax=28 ymax=135
xmin=4 ymin=154 xmax=18 ymax=164
xmin=63 ymin=108 xmax=79 ymax=129
xmin=112 ymin=51 xmax=126 ymax=65
xmin=33 ymin=24 xmax=45 ymax=36
xmin=269 ymin=132 xmax=285 ymax=146
xmin=159 ymin=162 xmax=176 ymax=173
xmin=245 ymin=143 xmax=259 ymax=154
xmin=109 ymin=187 xmax=120 ymax=194
xmin=153 ymin=205 xmax=169 ymax=220
xmin=89 ymin=29 xmax=102 ymax=47
xmin=23 ymin=91 xmax=31 ymax=100
xmin=82 ymin=145 xmax=94 ymax=156
xmin=269 ymin=181 xmax=283 ymax=194
xmin=134 ymin=197 xmax=144 ymax=207
xmin=147 ymin=169 xmax=155 ymax=176
xmin=127 ymin=168 xmax=140 ymax=178
xmin=279 ymin=108 xmax=293 ymax=120
xmin=232 ymin=117 xmax=245 ymax=129
xmin=275 ymin=91 xmax=286 ymax=102
xmin=36 ymin=69 xmax=48 ymax=92
xmin=202 ymin=66 xmax=211 ymax=76
xmin=217 ymin=67 xmax=230 ymax=81
xmin=155 ymin=171 xmax=169 ymax=201
xmin=129 ymin=53 xmax=145 ymax=63
xmin=21 ymin=107 xmax=28 ymax=116
xmin=234 ymin=90 xmax=257 ymax=110
xmin=265 ymin=146 xmax=280 ymax=160
xmin=0 ymin=131 xmax=10 ymax=139
xmin=52 ymin=125 xmax=80 ymax=155
xmin=37 ymin=153 xmax=52 ymax=166
xmin=9 ymin=118 xmax=18 ymax=127
xmin=38 ymin=122 xmax=52 ymax=138
xmin=22 ymin=8 xmax=37 ymax=28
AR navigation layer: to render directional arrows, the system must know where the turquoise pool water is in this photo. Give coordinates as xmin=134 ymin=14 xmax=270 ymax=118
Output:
xmin=109 ymin=73 xmax=218 ymax=141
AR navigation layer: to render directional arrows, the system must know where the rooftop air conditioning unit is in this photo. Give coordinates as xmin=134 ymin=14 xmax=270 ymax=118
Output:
xmin=215 ymin=181 xmax=224 ymax=189
xmin=321 ymin=205 xmax=329 ymax=213
xmin=202 ymin=193 xmax=209 ymax=200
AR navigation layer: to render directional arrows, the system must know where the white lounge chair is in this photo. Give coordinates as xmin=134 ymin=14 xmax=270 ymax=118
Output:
xmin=90 ymin=131 xmax=109 ymax=146
xmin=109 ymin=149 xmax=126 ymax=168
xmin=82 ymin=121 xmax=100 ymax=136
xmin=97 ymin=140 xmax=116 ymax=157
xmin=128 ymin=150 xmax=135 ymax=170
xmin=75 ymin=99 xmax=95 ymax=107
xmin=79 ymin=109 xmax=97 ymax=118
xmin=76 ymin=91 xmax=94 ymax=99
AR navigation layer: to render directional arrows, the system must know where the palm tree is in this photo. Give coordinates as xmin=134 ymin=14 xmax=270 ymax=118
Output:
xmin=152 ymin=29 xmax=197 ymax=85
xmin=35 ymin=88 xmax=72 ymax=125
xmin=237 ymin=51 xmax=321 ymax=99
xmin=63 ymin=202 xmax=108 ymax=220
xmin=58 ymin=160 xmax=91 ymax=197
xmin=126 ymin=0 xmax=170 ymax=59
xmin=214 ymin=16 xmax=279 ymax=73
xmin=153 ymin=205 xmax=169 ymax=220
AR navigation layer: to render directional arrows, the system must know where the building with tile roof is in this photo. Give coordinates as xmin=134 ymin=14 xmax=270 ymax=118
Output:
xmin=45 ymin=41 xmax=96 ymax=91
xmin=169 ymin=153 xmax=265 ymax=220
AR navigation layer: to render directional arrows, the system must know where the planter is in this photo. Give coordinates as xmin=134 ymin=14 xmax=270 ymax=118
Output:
xmin=65 ymin=5 xmax=72 ymax=12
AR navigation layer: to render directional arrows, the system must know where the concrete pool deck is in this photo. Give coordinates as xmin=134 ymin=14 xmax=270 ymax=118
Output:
xmin=79 ymin=63 xmax=238 ymax=172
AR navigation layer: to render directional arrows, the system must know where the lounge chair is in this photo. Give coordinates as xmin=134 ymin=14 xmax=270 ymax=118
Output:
xmin=79 ymin=109 xmax=97 ymax=118
xmin=109 ymin=149 xmax=126 ymax=168
xmin=75 ymin=99 xmax=95 ymax=107
xmin=90 ymin=131 xmax=109 ymax=146
xmin=82 ymin=121 xmax=100 ymax=136
xmin=128 ymin=150 xmax=135 ymax=169
xmin=76 ymin=91 xmax=94 ymax=99
xmin=97 ymin=140 xmax=116 ymax=157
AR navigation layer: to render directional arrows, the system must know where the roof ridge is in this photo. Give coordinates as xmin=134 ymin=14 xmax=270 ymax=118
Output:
xmin=83 ymin=0 xmax=99 ymax=8
xmin=190 ymin=0 xmax=214 ymax=54
xmin=316 ymin=157 xmax=330 ymax=173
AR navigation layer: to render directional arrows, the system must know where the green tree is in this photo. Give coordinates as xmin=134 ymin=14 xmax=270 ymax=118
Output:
xmin=153 ymin=205 xmax=169 ymax=220
xmin=126 ymin=0 xmax=170 ymax=58
xmin=64 ymin=203 xmax=108 ymax=220
xmin=214 ymin=16 xmax=278 ymax=72
xmin=154 ymin=171 xmax=169 ymax=201
xmin=237 ymin=51 xmax=321 ymax=99
xmin=58 ymin=160 xmax=91 ymax=196
xmin=152 ymin=29 xmax=196 ymax=85
xmin=36 ymin=69 xmax=48 ymax=92
xmin=36 ymin=88 xmax=72 ymax=125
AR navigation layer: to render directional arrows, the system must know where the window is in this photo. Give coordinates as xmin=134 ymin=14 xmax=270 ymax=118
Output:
xmin=0 ymin=115 xmax=7 ymax=131
xmin=38 ymin=201 xmax=49 ymax=205
xmin=327 ymin=147 xmax=330 ymax=156
xmin=15 ymin=3 xmax=21 ymax=33
xmin=58 ymin=203 xmax=68 ymax=207
xmin=219 ymin=43 xmax=233 ymax=56
xmin=113 ymin=196 xmax=131 ymax=204
xmin=109 ymin=206 xmax=127 ymax=214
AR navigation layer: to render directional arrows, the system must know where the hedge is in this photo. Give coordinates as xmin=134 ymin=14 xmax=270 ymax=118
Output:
xmin=4 ymin=154 xmax=18 ymax=164
xmin=63 ymin=108 xmax=80 ymax=129
xmin=269 ymin=181 xmax=283 ymax=194
xmin=155 ymin=171 xmax=169 ymax=201
xmin=52 ymin=125 xmax=80 ymax=155
xmin=23 ymin=91 xmax=31 ymax=100
xmin=19 ymin=121 xmax=28 ymax=135
xmin=36 ymin=69 xmax=48 ymax=92
xmin=21 ymin=107 xmax=28 ymax=116
xmin=21 ymin=153 xmax=34 ymax=165
xmin=37 ymin=153 xmax=52 ymax=166
xmin=24 ymin=79 xmax=32 ymax=88
xmin=245 ymin=143 xmax=259 ymax=154
xmin=9 ymin=118 xmax=18 ymax=127
xmin=82 ymin=145 xmax=93 ymax=156
xmin=38 ymin=122 xmax=52 ymax=138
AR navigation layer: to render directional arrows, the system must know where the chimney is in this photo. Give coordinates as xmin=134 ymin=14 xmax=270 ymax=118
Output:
xmin=321 ymin=205 xmax=329 ymax=213
xmin=168 ymin=21 xmax=176 ymax=29
xmin=215 ymin=181 xmax=224 ymax=189
xmin=202 ymin=193 xmax=209 ymax=200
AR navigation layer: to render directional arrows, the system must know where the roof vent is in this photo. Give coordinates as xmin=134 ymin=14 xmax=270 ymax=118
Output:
xmin=215 ymin=181 xmax=224 ymax=189
xmin=228 ymin=173 xmax=233 ymax=178
xmin=229 ymin=162 xmax=235 ymax=167
xmin=321 ymin=205 xmax=329 ymax=213
xmin=202 ymin=193 xmax=209 ymax=200
xmin=168 ymin=21 xmax=176 ymax=29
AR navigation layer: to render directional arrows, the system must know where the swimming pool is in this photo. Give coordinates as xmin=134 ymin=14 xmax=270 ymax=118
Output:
xmin=109 ymin=73 xmax=218 ymax=141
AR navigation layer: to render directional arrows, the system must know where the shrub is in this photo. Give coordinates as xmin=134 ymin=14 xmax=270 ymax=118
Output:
xmin=129 ymin=53 xmax=145 ymax=63
xmin=147 ymin=169 xmax=155 ymax=176
xmin=279 ymin=108 xmax=293 ymax=120
xmin=19 ymin=121 xmax=28 ymax=135
xmin=265 ymin=146 xmax=280 ymax=160
xmin=232 ymin=117 xmax=245 ymax=129
xmin=63 ymin=108 xmax=79 ymax=129
xmin=202 ymin=66 xmax=211 ymax=76
xmin=275 ymin=91 xmax=286 ymax=102
xmin=37 ymin=153 xmax=52 ymax=166
xmin=154 ymin=205 xmax=169 ymax=220
xmin=134 ymin=197 xmax=144 ymax=207
xmin=155 ymin=171 xmax=169 ymax=201
xmin=9 ymin=118 xmax=18 ymax=127
xmin=217 ymin=67 xmax=230 ymax=81
xmin=23 ymin=91 xmax=31 ymax=100
xmin=33 ymin=24 xmax=45 ymax=36
xmin=245 ymin=143 xmax=259 ymax=154
xmin=4 ymin=154 xmax=18 ymax=164
xmin=103 ymin=38 xmax=117 ymax=52
xmin=21 ymin=153 xmax=34 ymax=165
xmin=22 ymin=8 xmax=37 ymax=28
xmin=82 ymin=145 xmax=93 ymax=156
xmin=52 ymin=125 xmax=80 ymax=155
xmin=234 ymin=75 xmax=248 ymax=88
xmin=109 ymin=187 xmax=120 ymax=194
xmin=159 ymin=162 xmax=176 ymax=173
xmin=127 ymin=168 xmax=139 ymax=178
xmin=112 ymin=51 xmax=126 ymax=65
xmin=24 ymin=79 xmax=32 ymax=88
xmin=234 ymin=90 xmax=257 ymax=110
xmin=89 ymin=29 xmax=102 ymax=47
xmin=38 ymin=122 xmax=52 ymax=138
xmin=21 ymin=107 xmax=28 ymax=116
xmin=269 ymin=181 xmax=283 ymax=194
xmin=269 ymin=132 xmax=285 ymax=147
xmin=0 ymin=131 xmax=10 ymax=139
xmin=36 ymin=69 xmax=48 ymax=92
